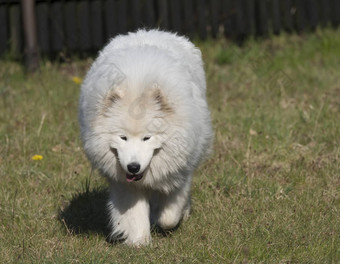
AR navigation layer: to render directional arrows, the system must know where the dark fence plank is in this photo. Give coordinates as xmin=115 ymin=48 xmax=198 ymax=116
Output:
xmin=272 ymin=0 xmax=281 ymax=34
xmin=235 ymin=0 xmax=246 ymax=41
xmin=143 ymin=0 xmax=155 ymax=28
xmin=222 ymin=0 xmax=233 ymax=38
xmin=130 ymin=0 xmax=155 ymax=30
xmin=104 ymin=0 xmax=118 ymax=39
xmin=224 ymin=0 xmax=246 ymax=41
xmin=50 ymin=1 xmax=63 ymax=52
xmin=295 ymin=0 xmax=306 ymax=32
xmin=0 ymin=4 xmax=8 ymax=55
xmin=229 ymin=0 xmax=239 ymax=39
xmin=330 ymin=0 xmax=340 ymax=27
xmin=36 ymin=2 xmax=49 ymax=53
xmin=306 ymin=0 xmax=318 ymax=31
xmin=244 ymin=0 xmax=255 ymax=37
xmin=182 ymin=0 xmax=194 ymax=37
xmin=157 ymin=0 xmax=169 ymax=29
xmin=282 ymin=0 xmax=294 ymax=32
xmin=116 ymin=0 xmax=127 ymax=34
xmin=130 ymin=0 xmax=141 ymax=31
xmin=64 ymin=1 xmax=77 ymax=51
xmin=197 ymin=0 xmax=207 ymax=39
xmin=9 ymin=4 xmax=21 ymax=57
xmin=319 ymin=0 xmax=330 ymax=27
xmin=78 ymin=1 xmax=91 ymax=51
xmin=210 ymin=0 xmax=220 ymax=38
xmin=90 ymin=0 xmax=103 ymax=49
xmin=170 ymin=0 xmax=181 ymax=33
xmin=255 ymin=0 xmax=269 ymax=36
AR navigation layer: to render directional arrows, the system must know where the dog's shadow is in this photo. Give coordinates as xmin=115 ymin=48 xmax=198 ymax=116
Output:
xmin=58 ymin=187 xmax=178 ymax=242
xmin=58 ymin=187 xmax=111 ymax=239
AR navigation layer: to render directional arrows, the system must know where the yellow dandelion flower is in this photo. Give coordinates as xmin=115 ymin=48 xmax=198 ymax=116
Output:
xmin=32 ymin=154 xmax=43 ymax=161
xmin=71 ymin=76 xmax=82 ymax=85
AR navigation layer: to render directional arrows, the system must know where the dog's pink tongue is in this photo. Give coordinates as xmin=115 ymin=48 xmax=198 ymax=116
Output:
xmin=126 ymin=173 xmax=143 ymax=182
xmin=126 ymin=174 xmax=135 ymax=182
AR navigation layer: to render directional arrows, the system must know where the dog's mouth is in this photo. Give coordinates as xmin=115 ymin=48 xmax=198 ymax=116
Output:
xmin=126 ymin=173 xmax=143 ymax=182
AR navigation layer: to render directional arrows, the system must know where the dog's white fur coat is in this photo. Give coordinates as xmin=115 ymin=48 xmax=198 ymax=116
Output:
xmin=79 ymin=29 xmax=213 ymax=246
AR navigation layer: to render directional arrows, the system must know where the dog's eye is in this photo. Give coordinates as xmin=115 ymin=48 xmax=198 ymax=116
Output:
xmin=120 ymin=136 xmax=127 ymax=141
xmin=143 ymin=136 xmax=151 ymax=141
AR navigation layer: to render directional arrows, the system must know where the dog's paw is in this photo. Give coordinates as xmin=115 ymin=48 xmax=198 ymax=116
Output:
xmin=157 ymin=209 xmax=182 ymax=230
xmin=124 ymin=231 xmax=151 ymax=247
xmin=109 ymin=224 xmax=151 ymax=246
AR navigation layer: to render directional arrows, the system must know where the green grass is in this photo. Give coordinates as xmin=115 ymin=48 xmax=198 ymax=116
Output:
xmin=1 ymin=28 xmax=339 ymax=263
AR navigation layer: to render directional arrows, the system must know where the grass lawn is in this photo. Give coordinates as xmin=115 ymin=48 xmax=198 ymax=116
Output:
xmin=0 ymin=28 xmax=339 ymax=263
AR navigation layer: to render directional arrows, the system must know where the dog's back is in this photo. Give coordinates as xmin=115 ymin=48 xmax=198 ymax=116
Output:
xmin=100 ymin=29 xmax=206 ymax=93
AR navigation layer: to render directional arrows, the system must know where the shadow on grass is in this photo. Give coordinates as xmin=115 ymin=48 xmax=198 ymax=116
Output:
xmin=58 ymin=187 xmax=111 ymax=239
xmin=58 ymin=186 xmax=182 ymax=243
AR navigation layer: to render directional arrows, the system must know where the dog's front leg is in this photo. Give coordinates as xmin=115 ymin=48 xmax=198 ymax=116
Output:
xmin=107 ymin=182 xmax=151 ymax=246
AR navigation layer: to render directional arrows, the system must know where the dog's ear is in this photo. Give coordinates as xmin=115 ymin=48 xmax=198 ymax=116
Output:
xmin=107 ymin=92 xmax=120 ymax=104
xmin=150 ymin=86 xmax=173 ymax=114
xmin=105 ymin=91 xmax=121 ymax=105
xmin=101 ymin=88 xmax=124 ymax=115
xmin=105 ymin=86 xmax=125 ymax=104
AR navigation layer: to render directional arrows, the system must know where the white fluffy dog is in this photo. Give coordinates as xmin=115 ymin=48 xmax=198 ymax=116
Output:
xmin=79 ymin=29 xmax=213 ymax=246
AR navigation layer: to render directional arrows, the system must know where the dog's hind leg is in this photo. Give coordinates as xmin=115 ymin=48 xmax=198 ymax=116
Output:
xmin=107 ymin=182 xmax=151 ymax=246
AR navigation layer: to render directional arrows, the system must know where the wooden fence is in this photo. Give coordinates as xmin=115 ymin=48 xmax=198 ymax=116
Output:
xmin=0 ymin=0 xmax=339 ymax=57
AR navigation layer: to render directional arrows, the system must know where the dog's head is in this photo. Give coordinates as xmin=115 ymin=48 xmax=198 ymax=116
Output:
xmin=101 ymin=84 xmax=174 ymax=182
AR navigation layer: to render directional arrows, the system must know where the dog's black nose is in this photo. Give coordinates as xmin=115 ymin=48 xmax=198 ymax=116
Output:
xmin=127 ymin=162 xmax=140 ymax=174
